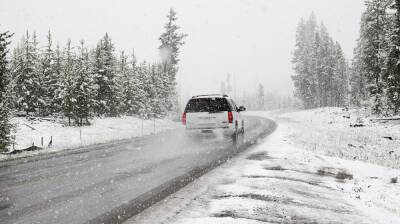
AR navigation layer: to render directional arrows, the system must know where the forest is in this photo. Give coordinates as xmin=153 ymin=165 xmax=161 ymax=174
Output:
xmin=0 ymin=9 xmax=186 ymax=150
xmin=293 ymin=0 xmax=400 ymax=116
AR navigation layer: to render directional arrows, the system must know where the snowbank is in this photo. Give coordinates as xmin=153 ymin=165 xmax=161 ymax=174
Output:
xmin=128 ymin=119 xmax=400 ymax=224
xmin=1 ymin=116 xmax=178 ymax=161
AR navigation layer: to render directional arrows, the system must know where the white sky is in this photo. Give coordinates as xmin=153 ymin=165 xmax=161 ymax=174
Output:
xmin=0 ymin=0 xmax=365 ymax=100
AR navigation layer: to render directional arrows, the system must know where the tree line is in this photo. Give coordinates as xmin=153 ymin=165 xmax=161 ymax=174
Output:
xmin=0 ymin=8 xmax=186 ymax=151
xmin=238 ymin=83 xmax=298 ymax=111
xmin=293 ymin=0 xmax=400 ymax=116
xmin=291 ymin=13 xmax=349 ymax=109
xmin=350 ymin=0 xmax=400 ymax=115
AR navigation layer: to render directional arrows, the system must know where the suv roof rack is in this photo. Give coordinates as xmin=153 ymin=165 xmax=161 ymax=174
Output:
xmin=192 ymin=94 xmax=229 ymax=98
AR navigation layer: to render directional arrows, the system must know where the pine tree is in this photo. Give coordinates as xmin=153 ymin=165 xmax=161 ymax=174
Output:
xmin=292 ymin=14 xmax=349 ymax=109
xmin=93 ymin=33 xmax=120 ymax=116
xmin=350 ymin=29 xmax=369 ymax=107
xmin=103 ymin=34 xmax=121 ymax=116
xmin=159 ymin=8 xmax=187 ymax=113
xmin=332 ymin=43 xmax=349 ymax=107
xmin=147 ymin=63 xmax=171 ymax=118
xmin=384 ymin=0 xmax=400 ymax=114
xmin=292 ymin=14 xmax=318 ymax=108
xmin=360 ymin=0 xmax=392 ymax=113
xmin=312 ymin=28 xmax=323 ymax=107
xmin=52 ymin=44 xmax=64 ymax=114
xmin=61 ymin=39 xmax=75 ymax=125
xmin=119 ymin=50 xmax=136 ymax=115
xmin=158 ymin=63 xmax=172 ymax=115
xmin=9 ymin=45 xmax=22 ymax=110
xmin=128 ymin=50 xmax=146 ymax=116
xmin=32 ymin=32 xmax=45 ymax=116
xmin=137 ymin=61 xmax=152 ymax=118
xmin=38 ymin=30 xmax=55 ymax=116
xmin=0 ymin=30 xmax=13 ymax=152
xmin=148 ymin=63 xmax=161 ymax=117
xmin=92 ymin=39 xmax=104 ymax=116
xmin=319 ymin=23 xmax=336 ymax=107
xmin=73 ymin=40 xmax=94 ymax=125
xmin=15 ymin=31 xmax=40 ymax=115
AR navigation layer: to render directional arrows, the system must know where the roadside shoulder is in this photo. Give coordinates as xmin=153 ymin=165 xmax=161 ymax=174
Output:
xmin=128 ymin=116 xmax=399 ymax=224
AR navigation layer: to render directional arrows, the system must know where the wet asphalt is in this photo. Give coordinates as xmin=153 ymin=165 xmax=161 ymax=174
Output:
xmin=0 ymin=116 xmax=276 ymax=224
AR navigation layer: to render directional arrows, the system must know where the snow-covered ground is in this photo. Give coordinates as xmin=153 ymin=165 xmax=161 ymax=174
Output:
xmin=0 ymin=116 xmax=178 ymax=161
xmin=275 ymin=107 xmax=400 ymax=169
xmin=127 ymin=111 xmax=400 ymax=224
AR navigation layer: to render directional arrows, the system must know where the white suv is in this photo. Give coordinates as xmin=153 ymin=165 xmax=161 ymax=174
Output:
xmin=182 ymin=94 xmax=246 ymax=141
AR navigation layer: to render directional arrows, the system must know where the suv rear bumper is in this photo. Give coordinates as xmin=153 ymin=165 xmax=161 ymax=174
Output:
xmin=185 ymin=126 xmax=235 ymax=137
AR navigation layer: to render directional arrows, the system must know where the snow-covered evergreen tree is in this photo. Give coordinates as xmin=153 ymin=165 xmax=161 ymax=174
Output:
xmin=128 ymin=50 xmax=146 ymax=116
xmin=384 ymin=0 xmax=400 ymax=114
xmin=148 ymin=63 xmax=170 ymax=118
xmin=137 ymin=61 xmax=152 ymax=118
xmin=52 ymin=43 xmax=64 ymax=114
xmin=0 ymin=30 xmax=13 ymax=152
xmin=118 ymin=50 xmax=144 ymax=116
xmin=73 ymin=40 xmax=94 ymax=125
xmin=92 ymin=33 xmax=120 ymax=116
xmin=118 ymin=50 xmax=132 ymax=114
xmin=318 ymin=23 xmax=336 ymax=107
xmin=349 ymin=27 xmax=369 ymax=107
xmin=292 ymin=14 xmax=349 ymax=109
xmin=292 ymin=15 xmax=318 ymax=108
xmin=32 ymin=32 xmax=46 ymax=116
xmin=14 ymin=32 xmax=41 ymax=115
xmin=38 ymin=30 xmax=56 ymax=116
xmin=8 ymin=45 xmax=22 ymax=110
xmin=148 ymin=63 xmax=160 ymax=117
xmin=360 ymin=0 xmax=392 ymax=113
xmin=332 ymin=43 xmax=349 ymax=107
xmin=61 ymin=39 xmax=75 ymax=125
xmin=159 ymin=8 xmax=187 ymax=113
xmin=4 ymin=10 xmax=189 ymax=121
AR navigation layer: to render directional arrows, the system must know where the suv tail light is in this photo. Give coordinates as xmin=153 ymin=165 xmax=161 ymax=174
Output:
xmin=182 ymin=112 xmax=186 ymax=125
xmin=228 ymin=111 xmax=233 ymax=123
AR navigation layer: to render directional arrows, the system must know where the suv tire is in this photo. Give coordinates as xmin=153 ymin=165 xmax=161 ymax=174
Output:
xmin=232 ymin=122 xmax=239 ymax=144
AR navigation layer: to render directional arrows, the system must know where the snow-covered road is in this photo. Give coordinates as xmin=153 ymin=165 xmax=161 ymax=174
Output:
xmin=0 ymin=116 xmax=275 ymax=224
xmin=129 ymin=113 xmax=400 ymax=224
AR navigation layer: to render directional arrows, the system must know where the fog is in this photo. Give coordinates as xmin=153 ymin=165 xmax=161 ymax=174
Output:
xmin=0 ymin=0 xmax=364 ymax=99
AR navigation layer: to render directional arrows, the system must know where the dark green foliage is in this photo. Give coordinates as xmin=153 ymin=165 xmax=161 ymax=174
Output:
xmin=14 ymin=32 xmax=41 ymax=115
xmin=384 ymin=0 xmax=400 ymax=114
xmin=39 ymin=30 xmax=62 ymax=116
xmin=73 ymin=40 xmax=95 ymax=126
xmin=159 ymin=8 xmax=187 ymax=113
xmin=357 ymin=0 xmax=391 ymax=114
xmin=350 ymin=34 xmax=369 ymax=107
xmin=5 ymin=9 xmax=187 ymax=125
xmin=0 ymin=30 xmax=13 ymax=151
xmin=92 ymin=33 xmax=120 ymax=117
xmin=61 ymin=39 xmax=75 ymax=125
xmin=350 ymin=0 xmax=400 ymax=115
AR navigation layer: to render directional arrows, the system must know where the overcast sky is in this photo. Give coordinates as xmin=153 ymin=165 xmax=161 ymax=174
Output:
xmin=0 ymin=0 xmax=365 ymax=100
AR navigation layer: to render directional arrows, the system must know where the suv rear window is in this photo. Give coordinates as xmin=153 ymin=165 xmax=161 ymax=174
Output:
xmin=185 ymin=98 xmax=231 ymax=113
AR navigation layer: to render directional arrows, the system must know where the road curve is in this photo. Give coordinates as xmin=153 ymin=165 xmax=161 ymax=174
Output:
xmin=0 ymin=115 xmax=276 ymax=224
